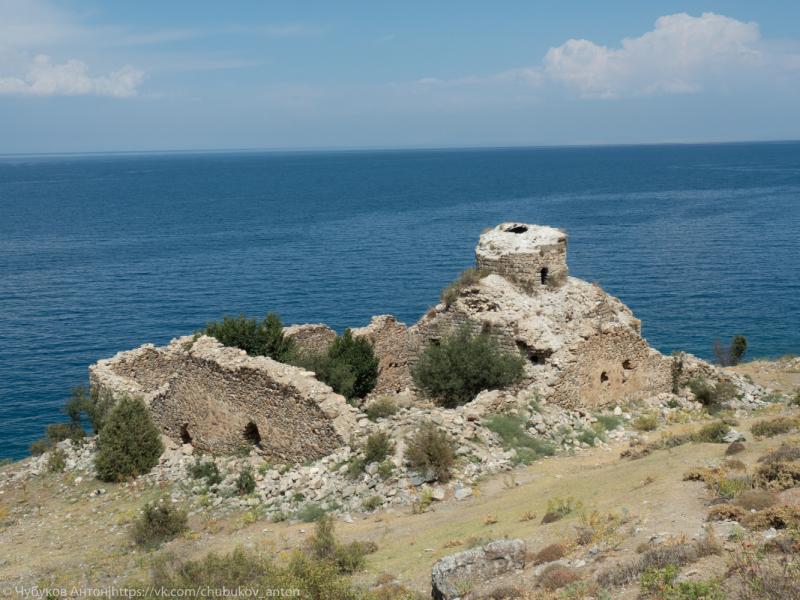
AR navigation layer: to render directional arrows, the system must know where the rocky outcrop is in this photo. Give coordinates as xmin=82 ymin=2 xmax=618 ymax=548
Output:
xmin=89 ymin=335 xmax=365 ymax=462
xmin=431 ymin=539 xmax=526 ymax=600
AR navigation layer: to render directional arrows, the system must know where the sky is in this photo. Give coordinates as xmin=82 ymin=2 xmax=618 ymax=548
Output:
xmin=1 ymin=0 xmax=799 ymax=154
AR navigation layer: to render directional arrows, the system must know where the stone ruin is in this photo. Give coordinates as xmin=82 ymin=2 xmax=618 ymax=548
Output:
xmin=90 ymin=222 xmax=716 ymax=452
xmin=89 ymin=335 xmax=364 ymax=462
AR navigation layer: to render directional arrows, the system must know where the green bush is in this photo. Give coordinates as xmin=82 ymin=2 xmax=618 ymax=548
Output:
xmin=640 ymin=565 xmax=724 ymax=600
xmin=132 ymin=501 xmax=188 ymax=548
xmin=633 ymin=414 xmax=658 ymax=432
xmin=290 ymin=329 xmax=380 ymax=402
xmin=297 ymin=503 xmax=327 ymax=523
xmin=187 ymin=458 xmax=223 ymax=486
xmin=484 ymin=413 xmax=555 ymax=464
xmin=235 ymin=467 xmax=256 ymax=495
xmin=405 ymin=422 xmax=457 ymax=482
xmin=751 ymin=417 xmax=796 ymax=439
xmin=148 ymin=546 xmax=364 ymax=600
xmin=362 ymin=496 xmax=382 ymax=512
xmin=377 ymin=460 xmax=395 ymax=479
xmin=692 ymin=422 xmax=731 ymax=444
xmin=309 ymin=514 xmax=377 ymax=574
xmin=47 ymin=448 xmax=67 ymax=472
xmin=595 ymin=414 xmax=623 ymax=431
xmin=93 ymin=395 xmax=164 ymax=482
xmin=363 ymin=433 xmax=395 ymax=465
xmin=200 ymin=312 xmax=296 ymax=362
xmin=411 ymin=322 xmax=526 ymax=408
xmin=687 ymin=378 xmax=739 ymax=408
xmin=670 ymin=351 xmax=684 ymax=394
xmin=365 ymin=398 xmax=399 ymax=421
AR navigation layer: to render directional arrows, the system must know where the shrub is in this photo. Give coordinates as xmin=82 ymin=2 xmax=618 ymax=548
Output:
xmin=538 ymin=565 xmax=580 ymax=590
xmin=540 ymin=512 xmax=562 ymax=524
xmin=734 ymin=490 xmax=777 ymax=512
xmin=365 ymin=398 xmax=399 ymax=421
xmin=688 ymin=378 xmax=739 ymax=408
xmin=595 ymin=414 xmax=623 ymax=431
xmin=47 ymin=448 xmax=67 ymax=472
xmin=707 ymin=505 xmax=746 ymax=522
xmin=132 ymin=501 xmax=188 ymax=548
xmin=546 ymin=496 xmax=583 ymax=516
xmin=641 ymin=565 xmax=724 ymax=600
xmin=94 ymin=395 xmax=164 ymax=482
xmin=726 ymin=442 xmax=746 ymax=455
xmin=758 ymin=444 xmax=800 ymax=465
xmin=148 ymin=546 xmax=364 ymax=600
xmin=362 ymin=496 xmax=382 ymax=512
xmin=297 ymin=503 xmax=327 ymax=522
xmin=200 ymin=312 xmax=296 ymax=362
xmin=712 ymin=334 xmax=748 ymax=367
xmin=484 ymin=413 xmax=555 ymax=464
xmin=411 ymin=323 xmax=526 ymax=408
xmin=363 ymin=433 xmax=395 ymax=465
xmin=290 ymin=329 xmax=380 ymax=402
xmin=532 ymin=543 xmax=566 ymax=564
xmin=740 ymin=505 xmax=800 ymax=530
xmin=377 ymin=460 xmax=395 ymax=479
xmin=440 ymin=268 xmax=491 ymax=309
xmin=326 ymin=329 xmax=381 ymax=400
xmin=307 ymin=514 xmax=377 ymax=574
xmin=756 ymin=461 xmax=800 ymax=491
xmin=29 ymin=422 xmax=75 ymax=455
xmin=752 ymin=417 xmax=796 ymax=439
xmin=187 ymin=458 xmax=223 ymax=486
xmin=693 ymin=422 xmax=731 ymax=444
xmin=671 ymin=351 xmax=684 ymax=394
xmin=405 ymin=422 xmax=457 ymax=482
xmin=235 ymin=467 xmax=256 ymax=495
xmin=633 ymin=414 xmax=658 ymax=432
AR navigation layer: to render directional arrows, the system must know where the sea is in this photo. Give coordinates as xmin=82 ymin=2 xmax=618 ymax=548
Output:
xmin=1 ymin=142 xmax=799 ymax=460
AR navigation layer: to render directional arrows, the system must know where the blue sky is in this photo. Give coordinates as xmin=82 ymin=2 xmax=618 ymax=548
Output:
xmin=1 ymin=1 xmax=799 ymax=153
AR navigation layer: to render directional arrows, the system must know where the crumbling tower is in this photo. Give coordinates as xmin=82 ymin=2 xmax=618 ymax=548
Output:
xmin=475 ymin=222 xmax=568 ymax=288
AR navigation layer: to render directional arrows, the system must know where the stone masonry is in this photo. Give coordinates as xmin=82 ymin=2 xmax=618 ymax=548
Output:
xmin=475 ymin=222 xmax=569 ymax=288
xmin=89 ymin=335 xmax=364 ymax=462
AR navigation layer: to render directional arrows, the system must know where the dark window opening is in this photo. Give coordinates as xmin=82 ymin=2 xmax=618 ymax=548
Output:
xmin=540 ymin=267 xmax=549 ymax=285
xmin=244 ymin=422 xmax=261 ymax=446
xmin=622 ymin=359 xmax=634 ymax=370
xmin=600 ymin=371 xmax=609 ymax=384
xmin=516 ymin=341 xmax=551 ymax=365
xmin=179 ymin=424 xmax=192 ymax=445
xmin=507 ymin=225 xmax=528 ymax=234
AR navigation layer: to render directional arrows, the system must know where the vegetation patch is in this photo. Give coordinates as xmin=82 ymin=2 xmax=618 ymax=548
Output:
xmin=484 ymin=413 xmax=555 ymax=464
xmin=692 ymin=421 xmax=731 ymax=444
xmin=405 ymin=422 xmax=457 ymax=482
xmin=132 ymin=501 xmax=188 ymax=549
xmin=307 ymin=514 xmax=377 ymax=574
xmin=751 ymin=417 xmax=797 ymax=439
xmin=290 ymin=329 xmax=380 ymax=402
xmin=363 ymin=433 xmax=395 ymax=465
xmin=94 ymin=395 xmax=164 ymax=482
xmin=187 ymin=458 xmax=223 ymax=486
xmin=439 ymin=267 xmax=491 ymax=309
xmin=199 ymin=312 xmax=296 ymax=362
xmin=365 ymin=397 xmax=399 ymax=421
xmin=410 ymin=322 xmax=525 ymax=408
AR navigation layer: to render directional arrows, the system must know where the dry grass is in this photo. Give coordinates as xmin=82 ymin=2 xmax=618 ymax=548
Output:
xmin=519 ymin=511 xmax=536 ymax=522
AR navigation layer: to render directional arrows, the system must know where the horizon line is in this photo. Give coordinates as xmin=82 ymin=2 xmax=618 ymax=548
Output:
xmin=2 ymin=137 xmax=800 ymax=160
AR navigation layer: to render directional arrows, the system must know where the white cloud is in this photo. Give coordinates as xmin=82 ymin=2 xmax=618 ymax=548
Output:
xmin=543 ymin=12 xmax=767 ymax=98
xmin=0 ymin=55 xmax=145 ymax=97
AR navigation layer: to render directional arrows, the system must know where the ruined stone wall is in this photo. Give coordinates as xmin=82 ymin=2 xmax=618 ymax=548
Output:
xmin=351 ymin=315 xmax=411 ymax=399
xmin=282 ymin=324 xmax=337 ymax=353
xmin=89 ymin=336 xmax=364 ymax=462
xmin=476 ymin=246 xmax=568 ymax=288
xmin=547 ymin=327 xmax=671 ymax=409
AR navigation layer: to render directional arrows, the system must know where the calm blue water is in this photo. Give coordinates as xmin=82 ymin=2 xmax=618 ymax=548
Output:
xmin=2 ymin=143 xmax=799 ymax=460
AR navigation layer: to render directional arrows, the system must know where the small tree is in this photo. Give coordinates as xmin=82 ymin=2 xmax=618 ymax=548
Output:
xmin=712 ymin=335 xmax=748 ymax=367
xmin=670 ymin=351 xmax=684 ymax=394
xmin=327 ymin=329 xmax=381 ymax=400
xmin=290 ymin=329 xmax=380 ymax=402
xmin=405 ymin=422 xmax=457 ymax=482
xmin=201 ymin=312 xmax=296 ymax=362
xmin=94 ymin=395 xmax=164 ymax=482
xmin=411 ymin=323 xmax=526 ymax=408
